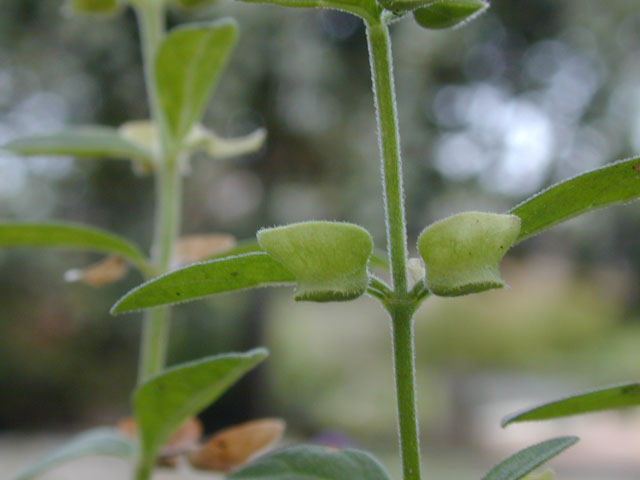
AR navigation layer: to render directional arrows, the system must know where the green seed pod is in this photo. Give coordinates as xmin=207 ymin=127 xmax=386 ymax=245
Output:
xmin=65 ymin=0 xmax=121 ymax=15
xmin=413 ymin=0 xmax=488 ymax=30
xmin=417 ymin=212 xmax=520 ymax=297
xmin=257 ymin=221 xmax=373 ymax=302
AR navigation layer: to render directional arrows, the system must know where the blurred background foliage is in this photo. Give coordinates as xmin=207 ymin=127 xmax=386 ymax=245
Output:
xmin=1 ymin=0 xmax=640 ymax=477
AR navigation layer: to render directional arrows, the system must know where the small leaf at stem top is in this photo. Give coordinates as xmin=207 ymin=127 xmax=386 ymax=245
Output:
xmin=11 ymin=428 xmax=134 ymax=480
xmin=227 ymin=445 xmax=392 ymax=480
xmin=417 ymin=212 xmax=520 ymax=296
xmin=481 ymin=437 xmax=578 ymax=480
xmin=257 ymin=221 xmax=373 ymax=302
xmin=502 ymin=382 xmax=640 ymax=427
xmin=155 ymin=20 xmax=238 ymax=146
xmin=413 ymin=0 xmax=488 ymax=29
xmin=134 ymin=349 xmax=268 ymax=466
xmin=510 ymin=156 xmax=640 ymax=242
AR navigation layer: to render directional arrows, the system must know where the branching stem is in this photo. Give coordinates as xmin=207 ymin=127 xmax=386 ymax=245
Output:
xmin=366 ymin=19 xmax=422 ymax=480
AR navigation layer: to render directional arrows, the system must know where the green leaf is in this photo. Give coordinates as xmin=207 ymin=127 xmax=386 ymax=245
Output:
xmin=502 ymin=383 xmax=640 ymax=427
xmin=523 ymin=471 xmax=555 ymax=480
xmin=187 ymin=125 xmax=267 ymax=160
xmin=379 ymin=0 xmax=439 ymax=14
xmin=134 ymin=349 xmax=267 ymax=464
xmin=65 ymin=0 xmax=121 ymax=15
xmin=156 ymin=20 xmax=238 ymax=145
xmin=236 ymin=0 xmax=381 ymax=24
xmin=12 ymin=428 xmax=134 ymax=480
xmin=481 ymin=437 xmax=578 ymax=480
xmin=111 ymin=252 xmax=294 ymax=314
xmin=2 ymin=127 xmax=153 ymax=167
xmin=257 ymin=221 xmax=373 ymax=302
xmin=417 ymin=212 xmax=521 ymax=296
xmin=174 ymin=0 xmax=219 ymax=9
xmin=228 ymin=445 xmax=392 ymax=480
xmin=510 ymin=156 xmax=640 ymax=242
xmin=413 ymin=0 xmax=488 ymax=29
xmin=0 ymin=223 xmax=150 ymax=275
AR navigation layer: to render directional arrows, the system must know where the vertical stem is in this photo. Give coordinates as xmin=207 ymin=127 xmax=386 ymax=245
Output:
xmin=366 ymin=21 xmax=408 ymax=294
xmin=390 ymin=306 xmax=421 ymax=480
xmin=367 ymin=20 xmax=422 ymax=480
xmin=135 ymin=3 xmax=182 ymax=382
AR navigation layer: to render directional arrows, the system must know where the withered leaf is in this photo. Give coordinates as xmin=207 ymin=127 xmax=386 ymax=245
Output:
xmin=189 ymin=418 xmax=285 ymax=472
xmin=65 ymin=256 xmax=128 ymax=287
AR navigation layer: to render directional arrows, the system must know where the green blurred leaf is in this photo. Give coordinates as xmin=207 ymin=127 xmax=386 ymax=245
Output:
xmin=65 ymin=0 xmax=121 ymax=15
xmin=111 ymin=252 xmax=294 ymax=313
xmin=156 ymin=20 xmax=238 ymax=145
xmin=0 ymin=223 xmax=150 ymax=275
xmin=2 ymin=127 xmax=153 ymax=167
xmin=134 ymin=349 xmax=267 ymax=464
xmin=379 ymin=0 xmax=439 ymax=14
xmin=258 ymin=221 xmax=373 ymax=302
xmin=413 ymin=0 xmax=488 ymax=29
xmin=12 ymin=428 xmax=134 ymax=480
xmin=523 ymin=471 xmax=555 ymax=480
xmin=417 ymin=212 xmax=521 ymax=296
xmin=503 ymin=383 xmax=640 ymax=426
xmin=481 ymin=437 xmax=578 ymax=480
xmin=228 ymin=445 xmax=392 ymax=480
xmin=174 ymin=0 xmax=218 ymax=8
xmin=187 ymin=125 xmax=267 ymax=160
xmin=237 ymin=0 xmax=380 ymax=24
xmin=510 ymin=156 xmax=640 ymax=242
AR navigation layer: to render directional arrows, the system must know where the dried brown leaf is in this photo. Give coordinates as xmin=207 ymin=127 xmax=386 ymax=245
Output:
xmin=173 ymin=233 xmax=236 ymax=267
xmin=189 ymin=418 xmax=285 ymax=472
xmin=64 ymin=256 xmax=128 ymax=287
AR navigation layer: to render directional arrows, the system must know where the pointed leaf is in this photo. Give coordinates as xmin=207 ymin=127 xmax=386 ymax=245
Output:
xmin=0 ymin=223 xmax=150 ymax=275
xmin=258 ymin=221 xmax=373 ymax=302
xmin=111 ymin=252 xmax=294 ymax=313
xmin=228 ymin=445 xmax=392 ymax=480
xmin=2 ymin=127 xmax=153 ymax=166
xmin=413 ymin=0 xmax=488 ymax=29
xmin=481 ymin=437 xmax=578 ymax=480
xmin=236 ymin=0 xmax=380 ymax=24
xmin=510 ymin=156 xmax=640 ymax=242
xmin=134 ymin=349 xmax=268 ymax=464
xmin=156 ymin=20 xmax=238 ymax=145
xmin=503 ymin=383 xmax=640 ymax=427
xmin=12 ymin=428 xmax=134 ymax=480
xmin=417 ymin=212 xmax=521 ymax=296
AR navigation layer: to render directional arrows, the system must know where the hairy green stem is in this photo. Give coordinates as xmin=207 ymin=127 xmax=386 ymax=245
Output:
xmin=367 ymin=20 xmax=422 ymax=480
xmin=390 ymin=305 xmax=422 ymax=480
xmin=366 ymin=21 xmax=409 ymax=295
xmin=136 ymin=3 xmax=181 ymax=385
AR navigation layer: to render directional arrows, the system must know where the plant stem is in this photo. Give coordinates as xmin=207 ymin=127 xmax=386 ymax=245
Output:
xmin=390 ymin=305 xmax=422 ymax=480
xmin=366 ymin=20 xmax=409 ymax=295
xmin=366 ymin=20 xmax=422 ymax=480
xmin=135 ymin=3 xmax=183 ymax=382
